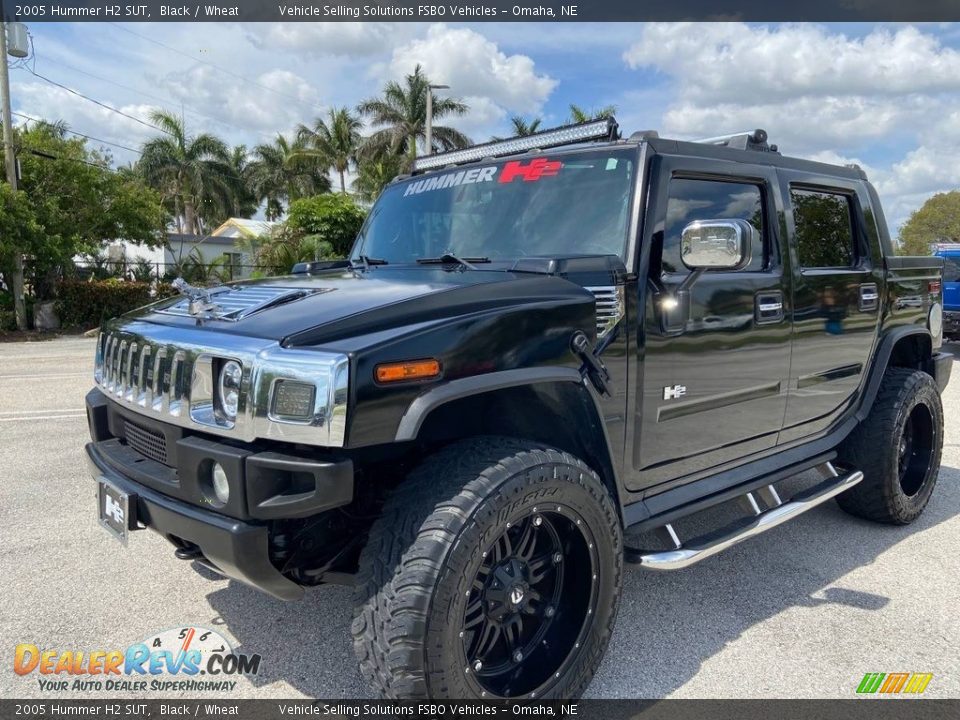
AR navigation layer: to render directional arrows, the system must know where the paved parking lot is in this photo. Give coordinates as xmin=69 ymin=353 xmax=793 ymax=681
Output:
xmin=1 ymin=336 xmax=958 ymax=699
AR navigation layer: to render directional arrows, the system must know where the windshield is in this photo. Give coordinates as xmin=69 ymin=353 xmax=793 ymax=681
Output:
xmin=353 ymin=149 xmax=636 ymax=264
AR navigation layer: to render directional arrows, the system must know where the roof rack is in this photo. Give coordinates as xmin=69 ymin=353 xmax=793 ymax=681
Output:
xmin=691 ymin=129 xmax=778 ymax=153
xmin=412 ymin=117 xmax=619 ymax=172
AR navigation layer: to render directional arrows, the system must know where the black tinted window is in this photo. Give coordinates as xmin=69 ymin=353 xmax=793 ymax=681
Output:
xmin=355 ymin=150 xmax=634 ymax=263
xmin=662 ymin=179 xmax=765 ymax=274
xmin=791 ymin=189 xmax=856 ymax=268
xmin=942 ymin=256 xmax=960 ymax=283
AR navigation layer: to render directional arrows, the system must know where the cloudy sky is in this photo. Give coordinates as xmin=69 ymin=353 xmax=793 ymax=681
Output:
xmin=10 ymin=21 xmax=960 ymax=234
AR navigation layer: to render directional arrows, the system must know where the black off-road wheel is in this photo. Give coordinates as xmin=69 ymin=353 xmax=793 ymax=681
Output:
xmin=351 ymin=437 xmax=623 ymax=699
xmin=837 ymin=368 xmax=943 ymax=524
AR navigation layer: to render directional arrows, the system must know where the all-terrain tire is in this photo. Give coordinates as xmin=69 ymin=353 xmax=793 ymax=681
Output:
xmin=351 ymin=437 xmax=623 ymax=699
xmin=836 ymin=368 xmax=943 ymax=524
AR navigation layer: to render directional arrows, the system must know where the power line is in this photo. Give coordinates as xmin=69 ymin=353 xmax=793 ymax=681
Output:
xmin=109 ymin=23 xmax=325 ymax=116
xmin=12 ymin=111 xmax=142 ymax=154
xmin=38 ymin=56 xmax=279 ymax=141
xmin=17 ymin=67 xmax=173 ymax=136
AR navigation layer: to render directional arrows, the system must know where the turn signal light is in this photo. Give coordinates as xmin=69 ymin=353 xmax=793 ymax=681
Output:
xmin=375 ymin=359 xmax=441 ymax=383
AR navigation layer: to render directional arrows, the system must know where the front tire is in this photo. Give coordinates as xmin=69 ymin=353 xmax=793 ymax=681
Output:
xmin=351 ymin=437 xmax=623 ymax=699
xmin=837 ymin=368 xmax=943 ymax=524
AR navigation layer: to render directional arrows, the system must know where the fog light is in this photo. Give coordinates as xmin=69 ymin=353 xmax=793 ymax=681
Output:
xmin=211 ymin=463 xmax=230 ymax=504
xmin=271 ymin=380 xmax=316 ymax=420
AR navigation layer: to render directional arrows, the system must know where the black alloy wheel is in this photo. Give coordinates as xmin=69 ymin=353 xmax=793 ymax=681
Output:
xmin=837 ymin=367 xmax=943 ymax=524
xmin=463 ymin=510 xmax=597 ymax=698
xmin=352 ymin=437 xmax=623 ymax=699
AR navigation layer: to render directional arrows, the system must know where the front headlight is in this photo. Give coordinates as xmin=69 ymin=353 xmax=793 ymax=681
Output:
xmin=217 ymin=360 xmax=243 ymax=421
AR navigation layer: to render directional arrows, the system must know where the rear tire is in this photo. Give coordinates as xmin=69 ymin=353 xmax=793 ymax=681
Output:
xmin=351 ymin=437 xmax=623 ymax=699
xmin=837 ymin=368 xmax=943 ymax=524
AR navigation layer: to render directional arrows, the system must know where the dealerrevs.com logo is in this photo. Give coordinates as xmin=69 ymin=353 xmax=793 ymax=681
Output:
xmin=14 ymin=626 xmax=261 ymax=693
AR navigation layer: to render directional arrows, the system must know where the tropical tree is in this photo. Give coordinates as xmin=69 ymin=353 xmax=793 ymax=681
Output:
xmin=898 ymin=191 xmax=960 ymax=255
xmin=567 ymin=103 xmax=617 ymax=123
xmin=224 ymin=144 xmax=258 ymax=219
xmin=286 ymin=193 xmax=366 ymax=257
xmin=508 ymin=115 xmax=542 ymax=137
xmin=298 ymin=107 xmax=363 ymax=193
xmin=358 ymin=64 xmax=470 ymax=169
xmin=138 ymin=110 xmax=233 ymax=235
xmin=246 ymin=135 xmax=331 ymax=220
xmin=352 ymin=154 xmax=403 ymax=204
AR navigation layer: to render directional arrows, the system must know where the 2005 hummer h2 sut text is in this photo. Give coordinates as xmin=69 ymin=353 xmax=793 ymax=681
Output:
xmin=85 ymin=119 xmax=952 ymax=699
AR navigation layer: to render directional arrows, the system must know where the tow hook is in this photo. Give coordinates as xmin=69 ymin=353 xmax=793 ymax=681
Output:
xmin=571 ymin=331 xmax=612 ymax=397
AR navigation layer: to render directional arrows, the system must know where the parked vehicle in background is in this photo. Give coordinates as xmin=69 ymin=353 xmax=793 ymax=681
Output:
xmin=933 ymin=243 xmax=960 ymax=339
xmin=84 ymin=120 xmax=951 ymax=700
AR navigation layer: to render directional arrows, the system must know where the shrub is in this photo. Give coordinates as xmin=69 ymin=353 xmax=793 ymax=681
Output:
xmin=286 ymin=193 xmax=366 ymax=257
xmin=55 ymin=279 xmax=156 ymax=329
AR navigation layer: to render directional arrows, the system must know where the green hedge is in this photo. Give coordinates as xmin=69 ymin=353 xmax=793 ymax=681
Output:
xmin=55 ymin=279 xmax=170 ymax=329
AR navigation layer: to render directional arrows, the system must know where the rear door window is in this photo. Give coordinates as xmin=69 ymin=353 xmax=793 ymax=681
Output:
xmin=790 ymin=188 xmax=857 ymax=268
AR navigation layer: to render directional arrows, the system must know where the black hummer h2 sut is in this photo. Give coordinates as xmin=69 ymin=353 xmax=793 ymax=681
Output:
xmin=86 ymin=120 xmax=951 ymax=699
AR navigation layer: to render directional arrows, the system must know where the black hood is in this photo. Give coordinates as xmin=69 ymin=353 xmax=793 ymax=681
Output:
xmin=129 ymin=267 xmax=595 ymax=347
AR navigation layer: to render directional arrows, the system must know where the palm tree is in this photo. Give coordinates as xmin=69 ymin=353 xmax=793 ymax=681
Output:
xmin=509 ymin=115 xmax=542 ymax=137
xmin=358 ymin=64 xmax=471 ymax=169
xmin=138 ymin=110 xmax=232 ymax=235
xmin=297 ymin=107 xmax=363 ymax=193
xmin=352 ymin=154 xmax=403 ymax=204
xmin=225 ymin=144 xmax=258 ymax=218
xmin=247 ymin=135 xmax=331 ymax=220
xmin=568 ymin=104 xmax=617 ymax=123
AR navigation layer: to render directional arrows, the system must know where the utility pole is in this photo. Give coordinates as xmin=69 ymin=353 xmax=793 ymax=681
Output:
xmin=0 ymin=4 xmax=26 ymax=330
xmin=424 ymin=83 xmax=449 ymax=157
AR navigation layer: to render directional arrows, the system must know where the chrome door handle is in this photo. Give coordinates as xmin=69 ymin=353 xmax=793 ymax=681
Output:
xmin=755 ymin=292 xmax=785 ymax=324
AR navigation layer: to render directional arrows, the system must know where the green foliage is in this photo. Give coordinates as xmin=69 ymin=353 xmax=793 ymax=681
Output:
xmin=358 ymin=64 xmax=471 ymax=169
xmin=163 ymin=247 xmax=230 ymax=285
xmin=352 ymin=154 xmax=403 ymax=204
xmin=567 ymin=104 xmax=617 ymax=123
xmin=285 ymin=193 xmax=366 ymax=257
xmin=130 ymin=257 xmax=157 ymax=283
xmin=298 ymin=107 xmax=363 ymax=193
xmin=2 ymin=122 xmax=165 ymax=304
xmin=252 ymin=225 xmax=337 ymax=276
xmin=247 ymin=135 xmax=331 ymax=220
xmin=898 ymin=191 xmax=960 ymax=255
xmin=55 ymin=278 xmax=156 ymax=329
xmin=138 ymin=110 xmax=233 ymax=235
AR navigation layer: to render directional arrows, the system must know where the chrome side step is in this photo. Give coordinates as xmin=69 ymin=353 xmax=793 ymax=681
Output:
xmin=625 ymin=463 xmax=863 ymax=570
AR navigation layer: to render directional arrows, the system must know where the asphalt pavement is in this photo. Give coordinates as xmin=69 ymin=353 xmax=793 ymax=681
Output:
xmin=1 ymin=336 xmax=957 ymax=699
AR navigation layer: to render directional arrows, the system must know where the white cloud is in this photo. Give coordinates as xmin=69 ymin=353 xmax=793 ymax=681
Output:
xmin=246 ymin=23 xmax=409 ymax=58
xmin=12 ymin=80 xmax=157 ymax=164
xmin=624 ymin=23 xmax=960 ymax=104
xmin=387 ymin=24 xmax=557 ymax=116
xmin=622 ymin=22 xmax=960 ymax=234
xmin=156 ymin=65 xmax=321 ymax=134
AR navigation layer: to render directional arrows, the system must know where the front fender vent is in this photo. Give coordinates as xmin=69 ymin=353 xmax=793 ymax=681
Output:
xmin=586 ymin=285 xmax=625 ymax=339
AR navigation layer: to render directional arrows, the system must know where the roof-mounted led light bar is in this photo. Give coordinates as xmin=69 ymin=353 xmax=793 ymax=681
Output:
xmin=412 ymin=117 xmax=618 ymax=172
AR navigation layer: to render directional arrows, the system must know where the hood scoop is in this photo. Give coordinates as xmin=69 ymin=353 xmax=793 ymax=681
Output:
xmin=159 ymin=285 xmax=331 ymax=322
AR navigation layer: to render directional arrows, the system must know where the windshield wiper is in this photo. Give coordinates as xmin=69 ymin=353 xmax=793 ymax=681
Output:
xmin=350 ymin=255 xmax=389 ymax=270
xmin=416 ymin=253 xmax=490 ymax=270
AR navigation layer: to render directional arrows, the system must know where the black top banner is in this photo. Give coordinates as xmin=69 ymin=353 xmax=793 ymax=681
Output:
xmin=7 ymin=0 xmax=960 ymax=22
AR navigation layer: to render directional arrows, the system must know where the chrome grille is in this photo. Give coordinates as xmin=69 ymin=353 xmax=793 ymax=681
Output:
xmin=587 ymin=285 xmax=625 ymax=339
xmin=123 ymin=420 xmax=168 ymax=465
xmin=92 ymin=323 xmax=349 ymax=448
xmin=96 ymin=331 xmax=191 ymax=420
xmin=158 ymin=285 xmax=325 ymax=321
